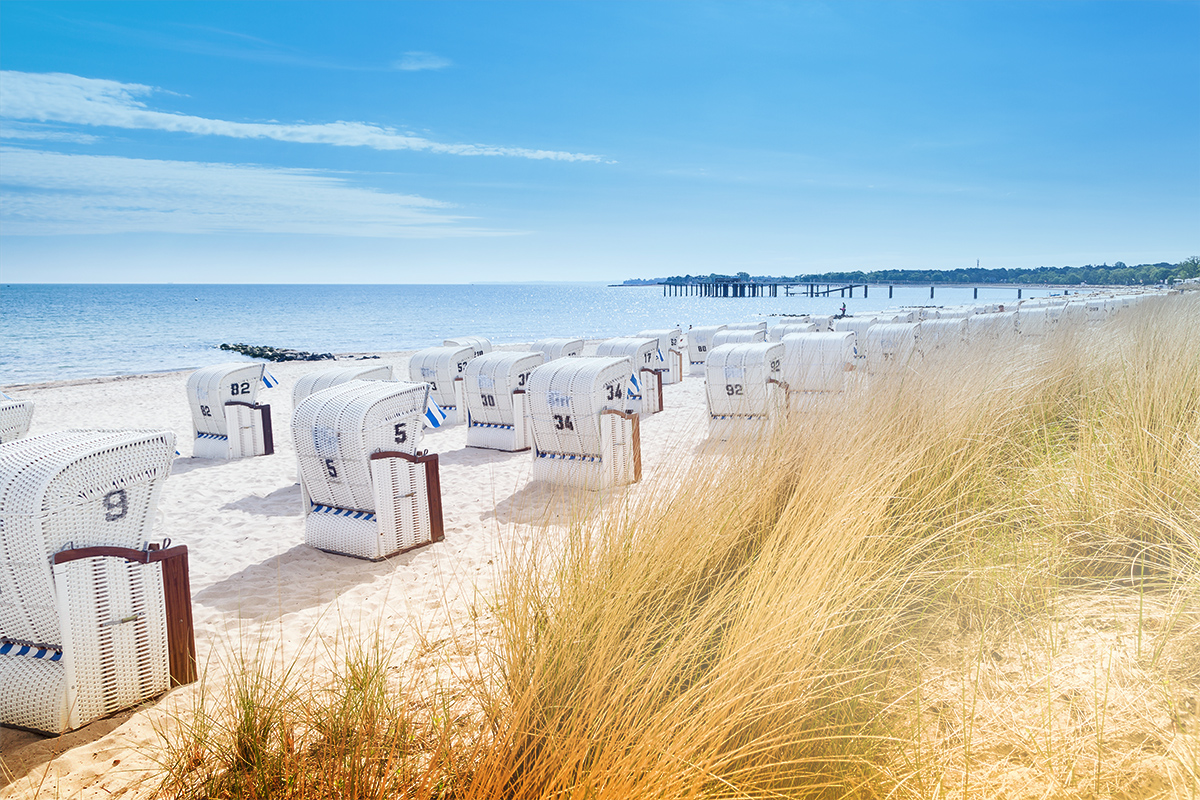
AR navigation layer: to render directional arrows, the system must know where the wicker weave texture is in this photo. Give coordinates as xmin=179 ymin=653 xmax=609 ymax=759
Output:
xmin=527 ymin=357 xmax=630 ymax=459
xmin=530 ymin=411 xmax=637 ymax=490
xmin=768 ymin=323 xmax=817 ymax=342
xmin=408 ymin=346 xmax=474 ymax=410
xmin=725 ymin=321 xmax=768 ymax=332
xmin=463 ymin=352 xmax=544 ymax=427
xmin=917 ymin=319 xmax=968 ymax=354
xmin=780 ymin=332 xmax=856 ymax=393
xmin=0 ymin=429 xmax=175 ymax=732
xmin=0 ymin=400 xmax=35 ymax=444
xmin=636 ymin=329 xmax=683 ymax=384
xmin=293 ymin=381 xmax=427 ymax=514
xmin=443 ymin=336 xmax=492 ymax=358
xmin=292 ymin=365 xmax=394 ymax=408
xmin=705 ymin=343 xmax=784 ymax=418
xmin=186 ymin=363 xmax=264 ymax=440
xmin=687 ymin=325 xmax=727 ymax=368
xmin=711 ymin=329 xmax=767 ymax=347
xmin=865 ymin=323 xmax=920 ymax=375
xmin=531 ymin=338 xmax=584 ymax=360
xmin=966 ymin=312 xmax=1019 ymax=341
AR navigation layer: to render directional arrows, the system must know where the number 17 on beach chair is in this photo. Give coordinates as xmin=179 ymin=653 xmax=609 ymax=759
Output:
xmin=292 ymin=381 xmax=444 ymax=560
xmin=187 ymin=363 xmax=275 ymax=459
xmin=0 ymin=430 xmax=196 ymax=734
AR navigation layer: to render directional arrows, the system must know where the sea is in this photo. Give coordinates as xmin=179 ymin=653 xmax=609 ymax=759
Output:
xmin=0 ymin=283 xmax=1065 ymax=386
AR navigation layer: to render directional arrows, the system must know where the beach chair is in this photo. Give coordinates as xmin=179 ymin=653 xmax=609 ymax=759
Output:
xmin=0 ymin=399 xmax=35 ymax=444
xmin=0 ymin=430 xmax=195 ymax=734
xmin=186 ymin=363 xmax=274 ymax=459
xmin=636 ymin=329 xmax=684 ymax=385
xmin=687 ymin=325 xmax=727 ymax=374
xmin=408 ymin=345 xmax=474 ymax=427
xmin=779 ymin=332 xmax=857 ymax=397
xmin=864 ymin=323 xmax=920 ymax=377
xmin=444 ymin=336 xmax=492 ymax=358
xmin=527 ymin=357 xmax=640 ymax=490
xmin=768 ymin=323 xmax=817 ymax=342
xmin=705 ymin=343 xmax=786 ymax=439
xmin=292 ymin=365 xmax=394 ymax=408
xmin=724 ymin=321 xmax=769 ymax=333
xmin=965 ymin=312 xmax=1018 ymax=342
xmin=917 ymin=318 xmax=968 ymax=356
xmin=464 ymin=351 xmax=545 ymax=452
xmin=1015 ymin=307 xmax=1056 ymax=338
xmin=595 ymin=338 xmax=661 ymax=415
xmin=711 ymin=328 xmax=767 ymax=347
xmin=293 ymin=381 xmax=443 ymax=560
xmin=531 ymin=338 xmax=585 ymax=360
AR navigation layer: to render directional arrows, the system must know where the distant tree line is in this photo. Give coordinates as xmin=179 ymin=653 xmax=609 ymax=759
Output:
xmin=629 ymin=258 xmax=1200 ymax=287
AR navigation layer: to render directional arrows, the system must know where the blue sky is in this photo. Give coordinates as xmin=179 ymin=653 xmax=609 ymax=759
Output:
xmin=1 ymin=1 xmax=1197 ymax=283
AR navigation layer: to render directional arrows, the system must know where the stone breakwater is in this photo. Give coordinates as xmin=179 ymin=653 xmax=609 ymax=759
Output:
xmin=218 ymin=343 xmax=335 ymax=362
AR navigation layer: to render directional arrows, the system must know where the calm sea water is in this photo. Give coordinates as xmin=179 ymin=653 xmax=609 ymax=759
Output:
xmin=0 ymin=283 xmax=1058 ymax=385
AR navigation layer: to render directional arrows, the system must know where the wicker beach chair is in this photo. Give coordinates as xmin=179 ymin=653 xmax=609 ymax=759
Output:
xmin=527 ymin=357 xmax=640 ymax=490
xmin=636 ymin=328 xmax=684 ymax=385
xmin=710 ymin=328 xmax=767 ymax=348
xmin=444 ymin=336 xmax=492 ymax=358
xmin=531 ymin=338 xmax=584 ymax=360
xmin=917 ymin=318 xmax=968 ymax=356
xmin=768 ymin=323 xmax=818 ymax=342
xmin=0 ymin=399 xmax=35 ymax=444
xmin=292 ymin=365 xmax=394 ymax=408
xmin=864 ymin=323 xmax=920 ymax=377
xmin=705 ymin=343 xmax=786 ymax=439
xmin=464 ymin=351 xmax=545 ymax=452
xmin=293 ymin=381 xmax=443 ymax=560
xmin=780 ymin=332 xmax=857 ymax=396
xmin=724 ymin=321 xmax=769 ymax=333
xmin=965 ymin=311 xmax=1018 ymax=342
xmin=0 ymin=429 xmax=195 ymax=734
xmin=595 ymin=338 xmax=662 ymax=415
xmin=186 ymin=363 xmax=274 ymax=460
xmin=687 ymin=325 xmax=727 ymax=374
xmin=408 ymin=345 xmax=474 ymax=427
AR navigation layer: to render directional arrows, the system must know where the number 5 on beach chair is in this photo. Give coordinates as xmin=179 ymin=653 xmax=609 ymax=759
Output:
xmin=292 ymin=381 xmax=444 ymax=560
xmin=0 ymin=430 xmax=196 ymax=734
xmin=527 ymin=357 xmax=641 ymax=490
xmin=187 ymin=363 xmax=274 ymax=459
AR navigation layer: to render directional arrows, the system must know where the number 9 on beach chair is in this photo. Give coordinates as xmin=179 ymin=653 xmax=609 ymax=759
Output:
xmin=0 ymin=399 xmax=35 ymax=444
xmin=0 ymin=429 xmax=196 ymax=734
xmin=595 ymin=338 xmax=662 ymax=415
xmin=292 ymin=381 xmax=444 ymax=560
xmin=705 ymin=343 xmax=786 ymax=440
xmin=636 ymin=329 xmax=684 ymax=385
xmin=464 ymin=351 xmax=545 ymax=452
xmin=527 ymin=357 xmax=641 ymax=490
xmin=686 ymin=325 xmax=726 ymax=374
xmin=187 ymin=363 xmax=274 ymax=459
xmin=531 ymin=338 xmax=584 ymax=360
xmin=292 ymin=365 xmax=394 ymax=408
xmin=408 ymin=346 xmax=474 ymax=427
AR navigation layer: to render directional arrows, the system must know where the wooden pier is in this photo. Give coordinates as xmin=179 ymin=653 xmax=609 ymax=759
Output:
xmin=661 ymin=280 xmax=868 ymax=298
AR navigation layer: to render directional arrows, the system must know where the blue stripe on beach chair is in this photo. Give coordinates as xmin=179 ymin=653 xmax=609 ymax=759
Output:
xmin=310 ymin=503 xmax=376 ymax=522
xmin=0 ymin=642 xmax=63 ymax=661
xmin=196 ymin=432 xmax=228 ymax=441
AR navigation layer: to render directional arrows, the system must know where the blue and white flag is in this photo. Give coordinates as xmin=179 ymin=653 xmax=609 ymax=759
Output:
xmin=629 ymin=372 xmax=641 ymax=394
xmin=424 ymin=397 xmax=448 ymax=428
xmin=261 ymin=371 xmax=280 ymax=389
xmin=657 ymin=348 xmax=665 ymax=363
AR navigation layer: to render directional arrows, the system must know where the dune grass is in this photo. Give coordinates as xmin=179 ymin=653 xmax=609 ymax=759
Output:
xmin=152 ymin=293 xmax=1200 ymax=799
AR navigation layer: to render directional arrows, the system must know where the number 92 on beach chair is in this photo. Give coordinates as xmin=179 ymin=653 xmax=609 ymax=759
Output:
xmin=187 ymin=363 xmax=275 ymax=459
xmin=705 ymin=342 xmax=787 ymax=439
xmin=0 ymin=430 xmax=196 ymax=734
xmin=464 ymin=351 xmax=545 ymax=452
xmin=292 ymin=380 xmax=444 ymax=561
xmin=527 ymin=357 xmax=641 ymax=490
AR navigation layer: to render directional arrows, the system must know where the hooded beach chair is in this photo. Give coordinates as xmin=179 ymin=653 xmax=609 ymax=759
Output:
xmin=917 ymin=318 xmax=968 ymax=357
xmin=724 ymin=321 xmax=769 ymax=333
xmin=710 ymin=328 xmax=767 ymax=348
xmin=464 ymin=351 xmax=546 ymax=452
xmin=595 ymin=338 xmax=661 ymax=415
xmin=780 ymin=332 xmax=857 ymax=398
xmin=0 ymin=429 xmax=195 ymax=734
xmin=636 ymin=328 xmax=684 ymax=385
xmin=965 ymin=312 xmax=1018 ymax=342
xmin=527 ymin=357 xmax=640 ymax=490
xmin=0 ymin=399 xmax=35 ymax=444
xmin=292 ymin=365 xmax=394 ymax=408
xmin=864 ymin=323 xmax=920 ymax=377
xmin=687 ymin=325 xmax=727 ymax=374
xmin=293 ymin=381 xmax=443 ymax=560
xmin=768 ymin=323 xmax=818 ymax=342
xmin=444 ymin=336 xmax=492 ymax=358
xmin=705 ymin=343 xmax=786 ymax=439
xmin=531 ymin=338 xmax=584 ymax=360
xmin=186 ymin=363 xmax=274 ymax=459
xmin=408 ymin=345 xmax=475 ymax=427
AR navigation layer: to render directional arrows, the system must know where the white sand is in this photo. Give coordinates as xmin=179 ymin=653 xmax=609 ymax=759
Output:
xmin=0 ymin=350 xmax=712 ymax=797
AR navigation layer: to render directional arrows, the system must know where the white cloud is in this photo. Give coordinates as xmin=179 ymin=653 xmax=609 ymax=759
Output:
xmin=0 ymin=146 xmax=513 ymax=237
xmin=0 ymin=122 xmax=99 ymax=144
xmin=394 ymin=51 xmax=452 ymax=71
xmin=0 ymin=71 xmax=603 ymax=162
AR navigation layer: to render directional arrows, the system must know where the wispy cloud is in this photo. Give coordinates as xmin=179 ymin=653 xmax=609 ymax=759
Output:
xmin=394 ymin=51 xmax=452 ymax=71
xmin=0 ymin=71 xmax=605 ymax=162
xmin=0 ymin=146 xmax=513 ymax=237
xmin=0 ymin=121 xmax=100 ymax=144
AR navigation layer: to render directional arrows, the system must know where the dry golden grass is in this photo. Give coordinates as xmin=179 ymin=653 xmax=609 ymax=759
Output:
xmin=152 ymin=292 xmax=1200 ymax=799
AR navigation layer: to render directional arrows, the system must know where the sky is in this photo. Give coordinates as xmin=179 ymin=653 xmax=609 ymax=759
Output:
xmin=0 ymin=1 xmax=1197 ymax=283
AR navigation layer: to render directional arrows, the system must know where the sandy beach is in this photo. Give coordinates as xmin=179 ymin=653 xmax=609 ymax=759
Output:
xmin=0 ymin=345 xmax=711 ymax=797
